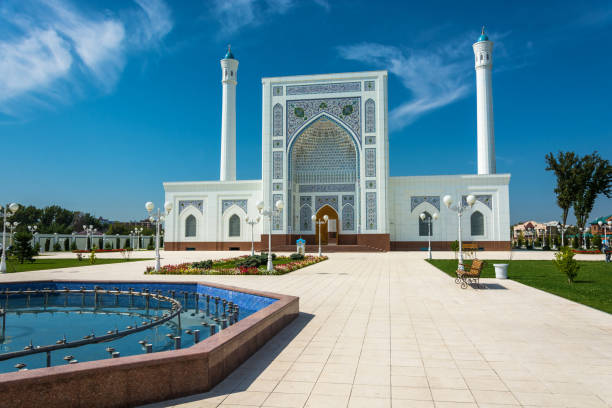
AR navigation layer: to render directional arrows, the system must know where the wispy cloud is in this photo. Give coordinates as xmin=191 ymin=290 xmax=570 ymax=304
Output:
xmin=339 ymin=38 xmax=474 ymax=130
xmin=0 ymin=0 xmax=173 ymax=117
xmin=211 ymin=0 xmax=328 ymax=35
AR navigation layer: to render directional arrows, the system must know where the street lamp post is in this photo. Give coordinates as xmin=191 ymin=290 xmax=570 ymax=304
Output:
xmin=584 ymin=227 xmax=590 ymax=249
xmin=5 ymin=221 xmax=19 ymax=246
xmin=557 ymin=224 xmax=568 ymax=247
xmin=145 ymin=201 xmax=173 ymax=272
xmin=28 ymin=225 xmax=38 ymax=249
xmin=256 ymin=200 xmax=284 ymax=272
xmin=83 ymin=225 xmax=95 ymax=250
xmin=1 ymin=203 xmax=20 ymax=274
xmin=131 ymin=227 xmax=144 ymax=250
xmin=598 ymin=220 xmax=612 ymax=245
xmin=419 ymin=212 xmax=439 ymax=260
xmin=443 ymin=194 xmax=476 ymax=271
xmin=245 ymin=215 xmax=261 ymax=256
xmin=311 ymin=214 xmax=329 ymax=257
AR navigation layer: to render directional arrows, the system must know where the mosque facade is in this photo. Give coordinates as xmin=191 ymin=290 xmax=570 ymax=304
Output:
xmin=163 ymin=31 xmax=510 ymax=251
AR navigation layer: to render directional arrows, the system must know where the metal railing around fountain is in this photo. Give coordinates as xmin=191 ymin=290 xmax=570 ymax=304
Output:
xmin=0 ymin=286 xmax=242 ymax=370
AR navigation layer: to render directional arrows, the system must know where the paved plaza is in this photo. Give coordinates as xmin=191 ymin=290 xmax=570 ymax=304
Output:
xmin=2 ymin=251 xmax=611 ymax=407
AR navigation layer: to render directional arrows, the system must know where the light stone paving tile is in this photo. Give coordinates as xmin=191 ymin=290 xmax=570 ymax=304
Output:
xmin=427 ymin=376 xmax=468 ymax=390
xmin=273 ymin=381 xmax=315 ymax=394
xmin=391 ymin=400 xmax=435 ymax=408
xmin=222 ymin=391 xmax=270 ymax=406
xmin=347 ymin=396 xmax=390 ymax=408
xmin=304 ymin=394 xmax=349 ymax=408
xmin=262 ymin=392 xmax=309 ymax=408
xmin=391 ymin=375 xmax=429 ymax=388
xmin=350 ymin=384 xmax=391 ymax=399
xmin=391 ymin=386 xmax=432 ymax=401
xmin=310 ymin=382 xmax=352 ymax=396
xmin=470 ymin=390 xmax=519 ymax=405
xmin=430 ymin=389 xmax=475 ymax=403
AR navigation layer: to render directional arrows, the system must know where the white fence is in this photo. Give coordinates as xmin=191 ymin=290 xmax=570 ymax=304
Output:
xmin=1 ymin=232 xmax=159 ymax=252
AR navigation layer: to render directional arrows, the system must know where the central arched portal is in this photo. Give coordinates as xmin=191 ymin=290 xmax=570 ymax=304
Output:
xmin=289 ymin=115 xmax=359 ymax=242
xmin=315 ymin=205 xmax=339 ymax=245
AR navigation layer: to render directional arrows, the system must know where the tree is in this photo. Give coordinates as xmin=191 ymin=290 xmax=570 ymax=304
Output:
xmin=572 ymin=152 xmax=612 ymax=230
xmin=553 ymin=247 xmax=580 ymax=284
xmin=13 ymin=232 xmax=36 ymax=264
xmin=546 ymin=151 xmax=579 ymax=230
xmin=592 ymin=234 xmax=602 ymax=249
xmin=64 ymin=238 xmax=69 ymax=251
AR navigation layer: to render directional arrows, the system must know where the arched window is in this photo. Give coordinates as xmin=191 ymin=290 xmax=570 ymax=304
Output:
xmin=229 ymin=214 xmax=240 ymax=237
xmin=480 ymin=54 xmax=483 ymax=61
xmin=185 ymin=215 xmax=196 ymax=237
xmin=419 ymin=212 xmax=432 ymax=236
xmin=471 ymin=211 xmax=484 ymax=236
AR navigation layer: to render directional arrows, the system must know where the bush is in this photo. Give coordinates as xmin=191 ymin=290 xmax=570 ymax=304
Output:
xmin=44 ymin=239 xmax=50 ymax=252
xmin=553 ymin=246 xmax=580 ymax=284
xmin=124 ymin=239 xmax=131 ymax=249
xmin=236 ymin=256 xmax=262 ymax=268
xmin=192 ymin=260 xmax=213 ymax=269
xmin=290 ymin=253 xmax=304 ymax=260
xmin=13 ymin=232 xmax=36 ymax=264
xmin=572 ymin=237 xmax=580 ymax=249
xmin=450 ymin=240 xmax=459 ymax=252
xmin=70 ymin=240 xmax=77 ymax=251
xmin=534 ymin=238 xmax=542 ymax=248
xmin=53 ymin=242 xmax=62 ymax=251
xmin=585 ymin=236 xmax=591 ymax=249
xmin=592 ymin=234 xmax=602 ymax=249
xmin=147 ymin=237 xmax=155 ymax=250
xmin=64 ymin=238 xmax=70 ymax=251
xmin=104 ymin=241 xmax=112 ymax=249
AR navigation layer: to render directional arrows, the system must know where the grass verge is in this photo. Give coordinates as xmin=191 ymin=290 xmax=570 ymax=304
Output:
xmin=6 ymin=258 xmax=152 ymax=273
xmin=428 ymin=259 xmax=612 ymax=314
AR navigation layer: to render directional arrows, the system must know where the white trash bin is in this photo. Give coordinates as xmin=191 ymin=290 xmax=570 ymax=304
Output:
xmin=493 ymin=263 xmax=508 ymax=279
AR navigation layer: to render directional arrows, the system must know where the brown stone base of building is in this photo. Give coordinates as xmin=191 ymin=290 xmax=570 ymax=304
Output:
xmin=390 ymin=241 xmax=512 ymax=251
xmin=165 ymin=238 xmax=510 ymax=252
xmin=165 ymin=234 xmax=391 ymax=252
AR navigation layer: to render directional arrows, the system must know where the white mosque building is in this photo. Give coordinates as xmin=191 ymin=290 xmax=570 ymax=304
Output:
xmin=163 ymin=30 xmax=511 ymax=252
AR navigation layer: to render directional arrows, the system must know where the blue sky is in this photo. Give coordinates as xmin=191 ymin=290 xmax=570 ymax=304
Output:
xmin=1 ymin=0 xmax=611 ymax=224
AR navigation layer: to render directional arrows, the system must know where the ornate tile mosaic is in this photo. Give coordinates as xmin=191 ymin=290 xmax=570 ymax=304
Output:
xmin=299 ymin=197 xmax=313 ymax=231
xmin=273 ymin=86 xmax=283 ymax=96
xmin=462 ymin=194 xmax=493 ymax=209
xmin=273 ymin=183 xmax=283 ymax=191
xmin=365 ymin=148 xmax=376 ymax=177
xmin=341 ymin=204 xmax=354 ymax=231
xmin=410 ymin=196 xmax=440 ymax=212
xmin=286 ymin=82 xmax=360 ymax=95
xmin=273 ymin=151 xmax=283 ymax=179
xmin=179 ymin=200 xmax=204 ymax=214
xmin=221 ymin=199 xmax=247 ymax=214
xmin=286 ymin=97 xmax=361 ymax=144
xmin=315 ymin=195 xmax=338 ymax=211
xmin=364 ymin=81 xmax=375 ymax=91
xmin=365 ymin=99 xmax=376 ymax=133
xmin=366 ymin=180 xmax=376 ymax=189
xmin=342 ymin=195 xmax=354 ymax=206
xmin=273 ymin=139 xmax=283 ymax=148
xmin=273 ymin=103 xmax=283 ymax=137
xmin=299 ymin=184 xmax=355 ymax=193
xmin=290 ymin=117 xmax=358 ymax=184
xmin=365 ymin=136 xmax=376 ymax=145
xmin=366 ymin=192 xmax=377 ymax=230
xmin=272 ymin=194 xmax=283 ymax=230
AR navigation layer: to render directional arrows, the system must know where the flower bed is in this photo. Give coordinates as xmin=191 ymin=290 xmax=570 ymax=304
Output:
xmin=145 ymin=254 xmax=328 ymax=275
xmin=72 ymin=249 xmax=127 ymax=253
xmin=572 ymin=249 xmax=602 ymax=254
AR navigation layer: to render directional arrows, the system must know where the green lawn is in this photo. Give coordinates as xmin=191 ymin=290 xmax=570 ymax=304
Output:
xmin=5 ymin=258 xmax=152 ymax=273
xmin=428 ymin=259 xmax=612 ymax=314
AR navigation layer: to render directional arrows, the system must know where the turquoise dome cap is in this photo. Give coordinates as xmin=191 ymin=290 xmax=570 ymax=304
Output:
xmin=223 ymin=45 xmax=235 ymax=59
xmin=477 ymin=26 xmax=489 ymax=42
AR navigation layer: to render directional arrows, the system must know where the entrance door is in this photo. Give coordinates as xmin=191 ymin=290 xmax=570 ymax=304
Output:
xmin=315 ymin=205 xmax=339 ymax=246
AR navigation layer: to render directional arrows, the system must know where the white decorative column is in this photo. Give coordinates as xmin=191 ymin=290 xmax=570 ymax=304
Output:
xmin=220 ymin=46 xmax=239 ymax=181
xmin=473 ymin=27 xmax=496 ymax=175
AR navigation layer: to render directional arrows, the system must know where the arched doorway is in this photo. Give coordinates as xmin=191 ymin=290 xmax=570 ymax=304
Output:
xmin=315 ymin=205 xmax=339 ymax=245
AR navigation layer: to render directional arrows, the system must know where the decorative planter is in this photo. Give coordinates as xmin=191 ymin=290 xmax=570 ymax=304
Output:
xmin=493 ymin=263 xmax=508 ymax=279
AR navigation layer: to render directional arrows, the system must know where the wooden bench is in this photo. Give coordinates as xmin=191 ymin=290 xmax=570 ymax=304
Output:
xmin=456 ymin=259 xmax=485 ymax=289
xmin=462 ymin=243 xmax=479 ymax=251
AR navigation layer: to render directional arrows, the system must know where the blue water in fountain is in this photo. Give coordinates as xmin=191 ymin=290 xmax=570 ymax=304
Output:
xmin=0 ymin=282 xmax=276 ymax=374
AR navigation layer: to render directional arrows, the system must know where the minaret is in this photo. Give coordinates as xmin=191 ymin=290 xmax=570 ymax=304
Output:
xmin=220 ymin=45 xmax=238 ymax=181
xmin=473 ymin=27 xmax=496 ymax=175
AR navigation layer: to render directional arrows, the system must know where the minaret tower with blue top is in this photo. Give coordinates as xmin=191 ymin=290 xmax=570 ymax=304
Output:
xmin=473 ymin=27 xmax=495 ymax=175
xmin=220 ymin=45 xmax=238 ymax=181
